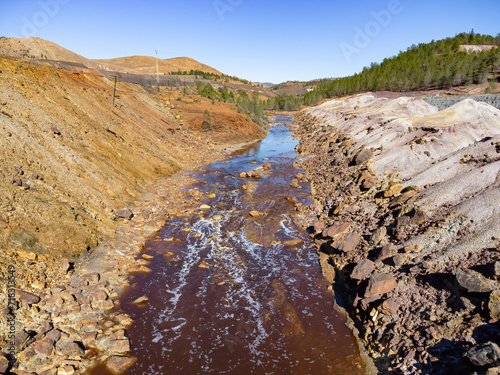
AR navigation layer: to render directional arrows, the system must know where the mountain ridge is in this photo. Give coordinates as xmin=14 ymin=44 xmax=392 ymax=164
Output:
xmin=0 ymin=36 xmax=222 ymax=76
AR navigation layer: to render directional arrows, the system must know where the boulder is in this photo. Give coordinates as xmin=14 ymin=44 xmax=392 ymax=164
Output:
xmin=456 ymin=268 xmax=497 ymax=293
xmin=467 ymin=342 xmax=500 ymax=367
xmin=351 ymin=259 xmax=375 ymax=280
xmin=290 ymin=179 xmax=301 ymax=188
xmin=365 ymin=273 xmax=398 ymax=298
xmin=106 ymin=356 xmax=137 ymax=374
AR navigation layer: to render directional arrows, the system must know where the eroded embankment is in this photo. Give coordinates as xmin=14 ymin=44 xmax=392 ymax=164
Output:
xmin=0 ymin=55 xmax=266 ymax=374
xmin=294 ymin=93 xmax=500 ymax=374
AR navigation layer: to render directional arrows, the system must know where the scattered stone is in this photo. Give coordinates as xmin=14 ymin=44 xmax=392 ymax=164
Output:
xmin=91 ymin=290 xmax=108 ymax=301
xmin=208 ymin=193 xmax=216 ymax=199
xmin=199 ymin=261 xmax=210 ymax=269
xmin=132 ymin=296 xmax=149 ymax=304
xmin=84 ymin=272 xmax=100 ymax=284
xmin=105 ymin=356 xmax=137 ymax=374
xmin=114 ymin=209 xmax=133 ymax=220
xmin=383 ymin=183 xmax=403 ymax=198
xmin=109 ymin=339 xmax=131 ymax=354
xmin=138 ymin=266 xmax=152 ymax=273
xmin=365 ymin=273 xmax=398 ymax=298
xmin=15 ymin=289 xmax=40 ymax=305
xmin=290 ymin=179 xmax=301 ymax=188
xmin=34 ymin=337 xmax=55 ymax=356
xmin=351 ymin=259 xmax=376 ymax=280
xmin=322 ymin=222 xmax=352 ymax=239
xmin=16 ymin=249 xmax=37 ymax=261
xmin=381 ymin=298 xmax=400 ymax=315
xmin=489 ymin=290 xmax=500 ymax=320
xmin=361 ymin=175 xmax=378 ymax=190
xmin=60 ymin=259 xmax=70 ymax=273
xmin=389 ymin=191 xmax=417 ymax=208
xmin=0 ymin=356 xmax=9 ymax=373
xmin=142 ymin=254 xmax=154 ymax=260
xmin=456 ymin=268 xmax=497 ymax=293
xmin=239 ymin=172 xmax=247 ymax=178
xmin=282 ymin=238 xmax=303 ymax=247
xmin=354 ymin=148 xmax=374 ymax=165
xmin=404 ymin=244 xmax=421 ymax=252
xmin=370 ymin=227 xmax=387 ymax=245
xmin=467 ymin=342 xmax=500 ymax=367
xmin=331 ymin=232 xmax=360 ymax=253
xmin=58 ymin=341 xmax=85 ymax=357
xmin=249 ymin=211 xmax=263 ymax=218
xmin=495 ymin=262 xmax=500 ymax=277
xmin=45 ymin=329 xmax=62 ymax=343
xmin=56 ymin=366 xmax=75 ymax=375
xmin=375 ymin=243 xmax=395 ymax=263
xmin=199 ymin=204 xmax=211 ymax=210
xmin=392 ymin=254 xmax=405 ymax=267
xmin=313 ymin=220 xmax=325 ymax=233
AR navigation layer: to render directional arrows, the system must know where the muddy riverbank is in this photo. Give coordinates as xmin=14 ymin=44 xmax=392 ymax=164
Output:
xmin=293 ymin=93 xmax=500 ymax=374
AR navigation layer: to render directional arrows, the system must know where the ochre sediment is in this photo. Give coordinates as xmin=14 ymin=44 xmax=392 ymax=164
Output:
xmin=294 ymin=93 xmax=500 ymax=374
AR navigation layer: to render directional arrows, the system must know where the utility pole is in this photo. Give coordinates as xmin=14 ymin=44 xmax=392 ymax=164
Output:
xmin=155 ymin=49 xmax=160 ymax=93
xmin=113 ymin=75 xmax=117 ymax=107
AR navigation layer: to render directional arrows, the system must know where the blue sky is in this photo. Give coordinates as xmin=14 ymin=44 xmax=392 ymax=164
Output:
xmin=0 ymin=0 xmax=499 ymax=83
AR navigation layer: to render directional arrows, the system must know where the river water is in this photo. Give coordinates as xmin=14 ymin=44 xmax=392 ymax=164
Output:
xmin=99 ymin=115 xmax=364 ymax=374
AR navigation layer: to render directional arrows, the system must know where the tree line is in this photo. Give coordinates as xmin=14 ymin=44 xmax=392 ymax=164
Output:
xmin=304 ymin=32 xmax=500 ymax=105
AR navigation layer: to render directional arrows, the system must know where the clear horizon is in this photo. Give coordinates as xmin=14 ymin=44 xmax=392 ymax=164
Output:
xmin=0 ymin=0 xmax=499 ymax=83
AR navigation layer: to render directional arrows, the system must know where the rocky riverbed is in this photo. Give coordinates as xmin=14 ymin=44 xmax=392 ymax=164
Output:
xmin=0 ymin=55 xmax=266 ymax=375
xmin=293 ymin=93 xmax=500 ymax=374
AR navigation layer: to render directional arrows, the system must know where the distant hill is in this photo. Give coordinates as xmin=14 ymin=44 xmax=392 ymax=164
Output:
xmin=93 ymin=56 xmax=222 ymax=75
xmin=0 ymin=37 xmax=222 ymax=75
xmin=305 ymin=32 xmax=500 ymax=105
xmin=0 ymin=37 xmax=95 ymax=66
